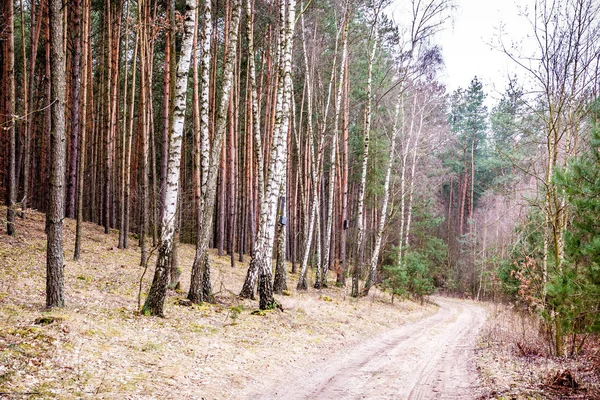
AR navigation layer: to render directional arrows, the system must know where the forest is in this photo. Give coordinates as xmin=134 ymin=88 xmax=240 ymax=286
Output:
xmin=1 ymin=0 xmax=600 ymax=397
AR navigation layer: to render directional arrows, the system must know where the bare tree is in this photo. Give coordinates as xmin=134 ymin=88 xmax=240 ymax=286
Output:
xmin=241 ymin=0 xmax=296 ymax=309
xmin=500 ymin=0 xmax=600 ymax=355
xmin=143 ymin=0 xmax=197 ymax=316
xmin=188 ymin=0 xmax=242 ymax=304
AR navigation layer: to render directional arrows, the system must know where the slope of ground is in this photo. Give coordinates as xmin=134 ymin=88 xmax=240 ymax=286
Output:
xmin=0 ymin=209 xmax=435 ymax=399
xmin=476 ymin=303 xmax=600 ymax=400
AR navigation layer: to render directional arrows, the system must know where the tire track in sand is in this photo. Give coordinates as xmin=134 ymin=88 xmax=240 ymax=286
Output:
xmin=257 ymin=297 xmax=486 ymax=400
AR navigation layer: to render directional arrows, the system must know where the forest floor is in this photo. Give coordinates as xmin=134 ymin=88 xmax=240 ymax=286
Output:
xmin=0 ymin=209 xmax=435 ymax=399
xmin=476 ymin=303 xmax=600 ymax=400
xmin=0 ymin=208 xmax=598 ymax=399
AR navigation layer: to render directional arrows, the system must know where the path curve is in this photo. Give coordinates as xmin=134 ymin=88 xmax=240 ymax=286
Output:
xmin=256 ymin=297 xmax=486 ymax=400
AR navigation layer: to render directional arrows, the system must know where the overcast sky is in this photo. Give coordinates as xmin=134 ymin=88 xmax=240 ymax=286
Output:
xmin=437 ymin=0 xmax=531 ymax=101
xmin=389 ymin=0 xmax=533 ymax=104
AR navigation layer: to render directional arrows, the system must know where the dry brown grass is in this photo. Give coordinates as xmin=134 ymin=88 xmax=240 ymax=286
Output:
xmin=0 ymin=208 xmax=435 ymax=399
xmin=476 ymin=303 xmax=600 ymax=400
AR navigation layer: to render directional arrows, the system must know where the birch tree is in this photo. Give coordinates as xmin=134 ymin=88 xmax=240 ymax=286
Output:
xmin=188 ymin=0 xmax=242 ymax=304
xmin=362 ymin=88 xmax=402 ymax=294
xmin=142 ymin=0 xmax=196 ymax=316
xmin=297 ymin=5 xmax=342 ymax=290
xmin=500 ymin=0 xmax=600 ymax=354
xmin=322 ymin=0 xmax=350 ymax=290
xmin=240 ymin=0 xmax=296 ymax=309
xmin=352 ymin=21 xmax=379 ymax=298
xmin=361 ymin=0 xmax=450 ymax=294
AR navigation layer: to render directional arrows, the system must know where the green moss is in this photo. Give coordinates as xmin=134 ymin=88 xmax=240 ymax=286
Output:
xmin=140 ymin=341 xmax=161 ymax=352
xmin=34 ymin=316 xmax=63 ymax=326
xmin=189 ymin=323 xmax=218 ymax=334
xmin=250 ymin=309 xmax=272 ymax=316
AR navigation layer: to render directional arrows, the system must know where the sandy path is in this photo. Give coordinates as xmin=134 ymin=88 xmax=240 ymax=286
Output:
xmin=256 ymin=297 xmax=486 ymax=400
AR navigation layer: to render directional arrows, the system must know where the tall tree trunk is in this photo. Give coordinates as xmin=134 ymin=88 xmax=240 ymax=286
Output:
xmin=47 ymin=0 xmax=67 ymax=308
xmin=123 ymin=30 xmax=138 ymax=249
xmin=362 ymin=89 xmax=401 ymax=295
xmin=323 ymin=2 xmax=349 ymax=289
xmin=188 ymin=0 xmax=241 ymax=304
xmin=103 ymin=2 xmax=112 ymax=234
xmin=22 ymin=0 xmax=43 ymax=218
xmin=75 ymin=0 xmax=91 ymax=260
xmin=160 ymin=0 xmax=173 ymax=229
xmin=6 ymin=0 xmax=16 ymax=236
xmin=66 ymin=0 xmax=82 ymax=219
xmin=297 ymin=8 xmax=337 ymax=290
xmin=17 ymin=0 xmax=29 ymax=219
xmin=339 ymin=46 xmax=350 ymax=285
xmin=352 ymin=28 xmax=378 ymax=297
xmin=239 ymin=0 xmax=266 ymax=297
xmin=143 ymin=0 xmax=196 ymax=316
xmin=244 ymin=0 xmax=295 ymax=309
xmin=403 ymin=98 xmax=425 ymax=248
xmin=118 ymin=1 xmax=131 ymax=249
xmin=138 ymin=0 xmax=150 ymax=266
xmin=273 ymin=190 xmax=287 ymax=293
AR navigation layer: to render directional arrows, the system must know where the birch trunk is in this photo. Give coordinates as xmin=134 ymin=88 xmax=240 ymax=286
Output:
xmin=404 ymin=103 xmax=425 ymax=248
xmin=243 ymin=0 xmax=295 ymax=309
xmin=352 ymin=30 xmax=378 ymax=297
xmin=362 ymin=91 xmax=402 ymax=295
xmin=143 ymin=0 xmax=196 ymax=316
xmin=188 ymin=0 xmax=241 ymax=304
xmin=297 ymin=8 xmax=336 ymax=290
xmin=323 ymin=2 xmax=349 ymax=289
xmin=273 ymin=188 xmax=287 ymax=293
xmin=397 ymin=92 xmax=416 ymax=269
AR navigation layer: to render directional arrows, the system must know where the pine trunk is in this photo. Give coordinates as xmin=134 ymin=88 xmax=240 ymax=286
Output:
xmin=6 ymin=0 xmax=16 ymax=236
xmin=74 ymin=0 xmax=91 ymax=260
xmin=46 ymin=0 xmax=67 ymax=308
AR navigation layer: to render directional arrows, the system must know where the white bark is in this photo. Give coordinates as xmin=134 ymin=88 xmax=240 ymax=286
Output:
xmin=245 ymin=0 xmax=265 ymax=203
xmin=297 ymin=12 xmax=317 ymax=290
xmin=404 ymin=100 xmax=425 ymax=248
xmin=252 ymin=0 xmax=295 ymax=308
xmin=143 ymin=0 xmax=196 ymax=316
xmin=298 ymin=7 xmax=341 ymax=289
xmin=189 ymin=0 xmax=241 ymax=303
xmin=322 ymin=1 xmax=350 ymax=288
xmin=364 ymin=90 xmax=402 ymax=293
xmin=352 ymin=28 xmax=378 ymax=296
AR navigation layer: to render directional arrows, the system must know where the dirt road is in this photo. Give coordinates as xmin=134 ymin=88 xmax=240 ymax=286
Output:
xmin=258 ymin=297 xmax=486 ymax=400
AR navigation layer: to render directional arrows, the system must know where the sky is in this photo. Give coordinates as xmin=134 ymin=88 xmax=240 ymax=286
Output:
xmin=436 ymin=0 xmax=530 ymax=100
xmin=388 ymin=0 xmax=533 ymax=104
